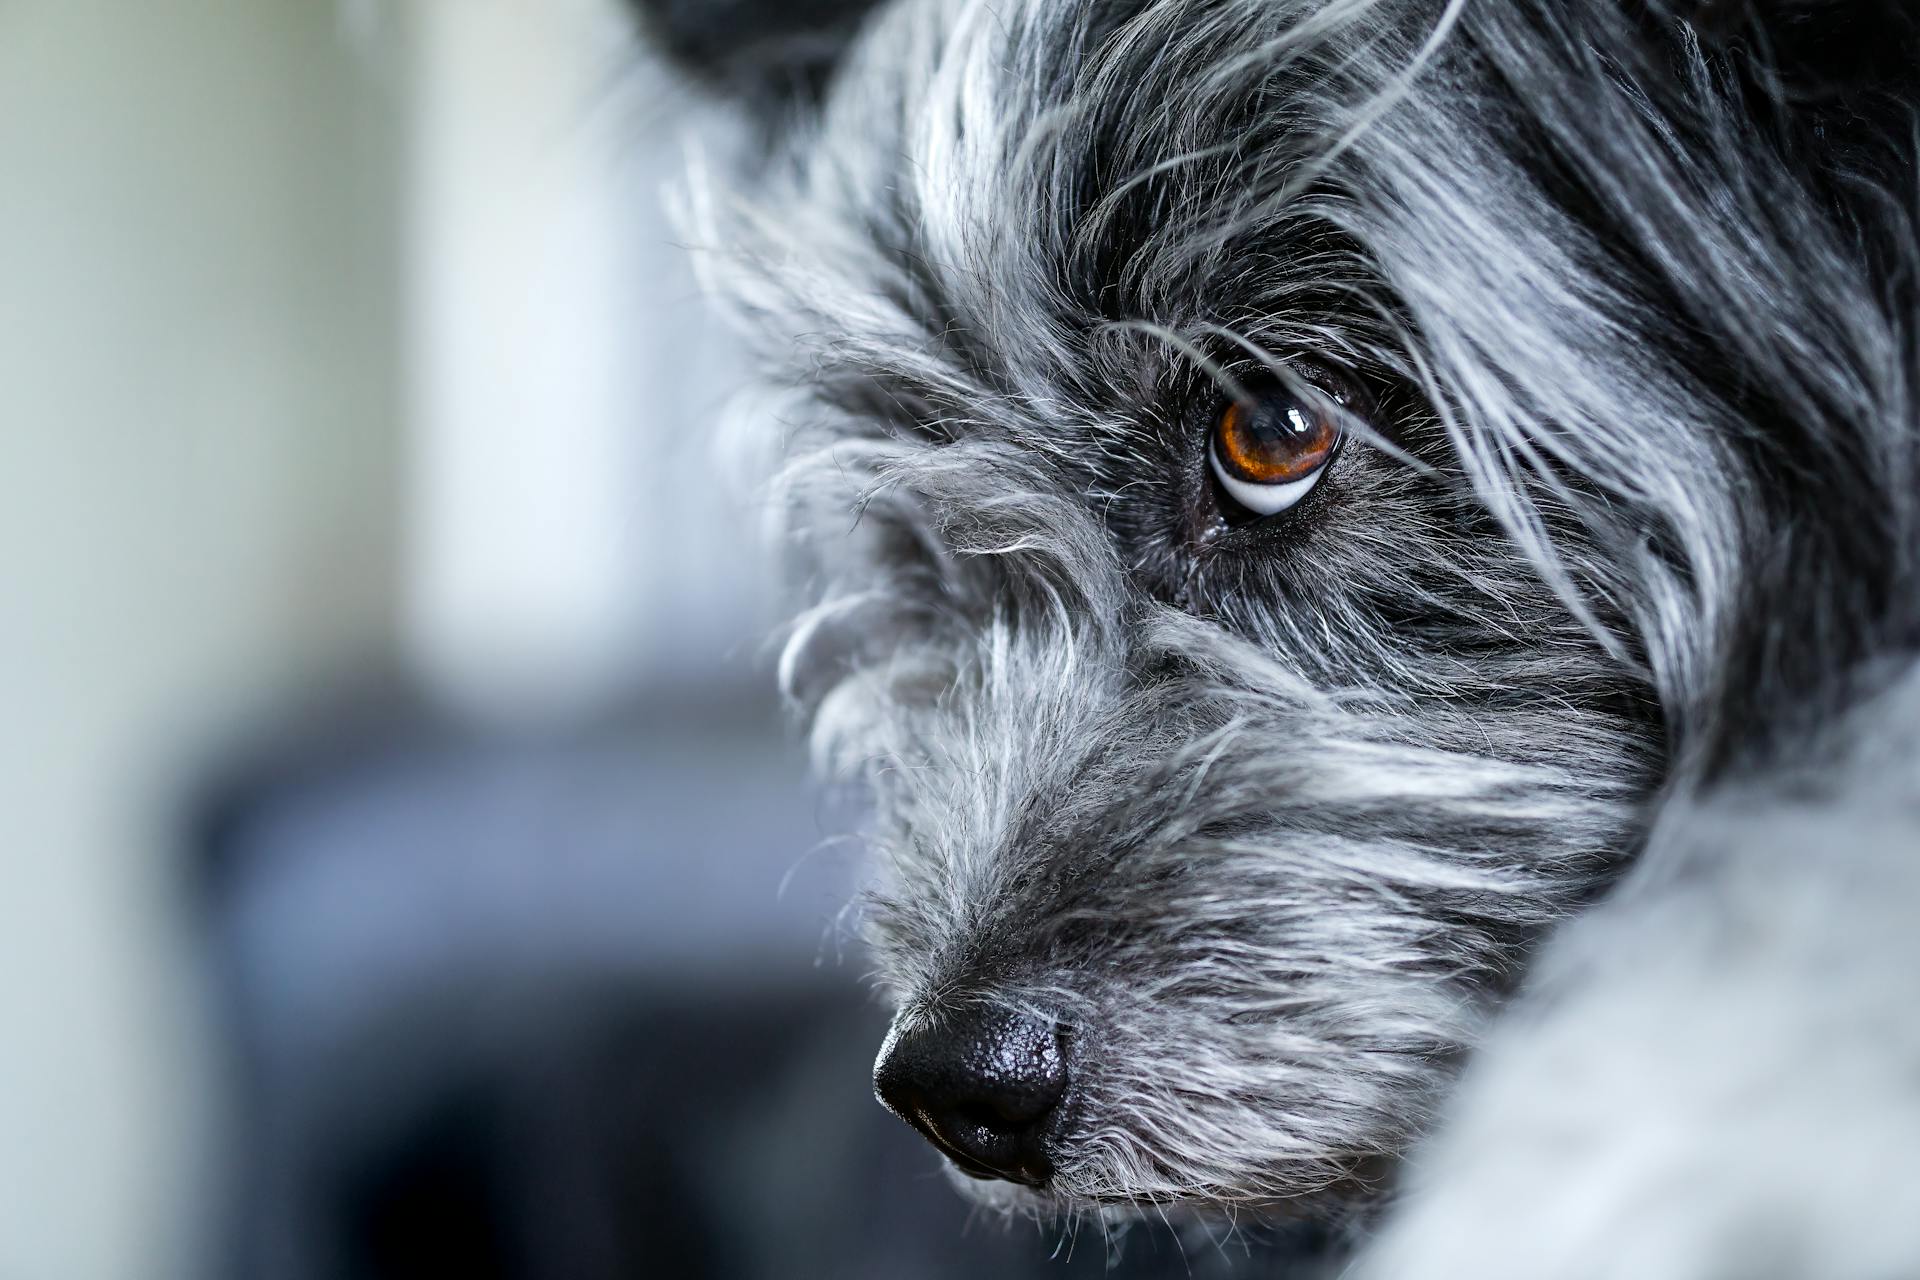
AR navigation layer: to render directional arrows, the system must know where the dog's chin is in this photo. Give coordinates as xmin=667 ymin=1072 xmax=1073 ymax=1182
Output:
xmin=942 ymin=1154 xmax=1391 ymax=1224
xmin=939 ymin=1165 xmax=1053 ymax=1211
xmin=979 ymin=1184 xmax=1236 ymax=1216
xmin=943 ymin=1172 xmax=1166 ymax=1223
xmin=937 ymin=1158 xmax=1154 ymax=1213
xmin=933 ymin=1159 xmax=1128 ymax=1220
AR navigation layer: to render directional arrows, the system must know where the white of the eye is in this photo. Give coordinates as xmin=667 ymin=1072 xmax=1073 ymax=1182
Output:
xmin=1209 ymin=436 xmax=1330 ymax=515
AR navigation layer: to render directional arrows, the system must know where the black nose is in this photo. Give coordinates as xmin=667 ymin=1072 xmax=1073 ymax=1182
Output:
xmin=872 ymin=1005 xmax=1068 ymax=1186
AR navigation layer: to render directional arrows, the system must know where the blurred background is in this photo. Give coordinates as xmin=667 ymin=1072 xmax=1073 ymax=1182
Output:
xmin=0 ymin=3 xmax=1315 ymax=1277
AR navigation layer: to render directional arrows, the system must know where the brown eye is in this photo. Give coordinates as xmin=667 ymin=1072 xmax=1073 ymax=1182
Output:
xmin=1208 ymin=378 xmax=1343 ymax=516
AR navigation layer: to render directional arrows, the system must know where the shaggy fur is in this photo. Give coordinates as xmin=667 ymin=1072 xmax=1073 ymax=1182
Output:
xmin=633 ymin=0 xmax=1920 ymax=1270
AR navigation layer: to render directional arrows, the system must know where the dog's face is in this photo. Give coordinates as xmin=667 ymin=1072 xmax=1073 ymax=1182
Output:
xmin=651 ymin=0 xmax=1782 ymax=1214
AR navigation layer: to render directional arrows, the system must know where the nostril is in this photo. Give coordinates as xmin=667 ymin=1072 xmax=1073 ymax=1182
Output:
xmin=873 ymin=1004 xmax=1069 ymax=1186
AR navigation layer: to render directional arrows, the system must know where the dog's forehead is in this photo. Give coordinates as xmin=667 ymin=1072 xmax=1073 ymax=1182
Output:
xmin=821 ymin=0 xmax=1303 ymax=262
xmin=772 ymin=0 xmax=1376 ymax=443
xmin=811 ymin=0 xmax=1122 ymax=347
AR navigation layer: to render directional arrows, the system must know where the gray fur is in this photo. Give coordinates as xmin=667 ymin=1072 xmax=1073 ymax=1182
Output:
xmin=656 ymin=0 xmax=1920 ymax=1267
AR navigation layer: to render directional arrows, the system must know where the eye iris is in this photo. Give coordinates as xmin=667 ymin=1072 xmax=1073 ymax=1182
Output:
xmin=1214 ymin=394 xmax=1336 ymax=485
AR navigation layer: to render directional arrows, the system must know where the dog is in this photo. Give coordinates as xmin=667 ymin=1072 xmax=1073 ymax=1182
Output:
xmin=630 ymin=0 xmax=1920 ymax=1272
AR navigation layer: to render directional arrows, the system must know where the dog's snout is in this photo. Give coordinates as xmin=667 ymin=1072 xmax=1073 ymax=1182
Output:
xmin=873 ymin=1006 xmax=1068 ymax=1186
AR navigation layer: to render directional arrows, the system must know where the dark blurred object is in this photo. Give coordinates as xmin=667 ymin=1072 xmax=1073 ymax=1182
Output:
xmin=625 ymin=0 xmax=882 ymax=111
xmin=1685 ymin=0 xmax=1920 ymax=97
xmin=195 ymin=689 xmax=1331 ymax=1279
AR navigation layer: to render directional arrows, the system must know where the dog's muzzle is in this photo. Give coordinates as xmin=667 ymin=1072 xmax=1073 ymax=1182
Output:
xmin=872 ymin=1005 xmax=1069 ymax=1186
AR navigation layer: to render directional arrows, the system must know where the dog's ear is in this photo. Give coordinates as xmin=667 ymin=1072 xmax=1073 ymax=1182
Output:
xmin=625 ymin=0 xmax=884 ymax=115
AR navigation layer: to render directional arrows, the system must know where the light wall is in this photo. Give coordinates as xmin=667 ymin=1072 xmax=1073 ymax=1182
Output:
xmin=404 ymin=0 xmax=762 ymax=721
xmin=0 ymin=3 xmax=404 ymax=1277
xmin=0 ymin=3 xmax=762 ymax=1273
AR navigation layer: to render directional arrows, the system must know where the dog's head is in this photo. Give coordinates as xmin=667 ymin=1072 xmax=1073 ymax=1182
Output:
xmin=635 ymin=0 xmax=1914 ymax=1218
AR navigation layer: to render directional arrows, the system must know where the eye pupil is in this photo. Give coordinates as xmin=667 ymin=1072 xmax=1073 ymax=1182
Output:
xmin=1214 ymin=388 xmax=1337 ymax=486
